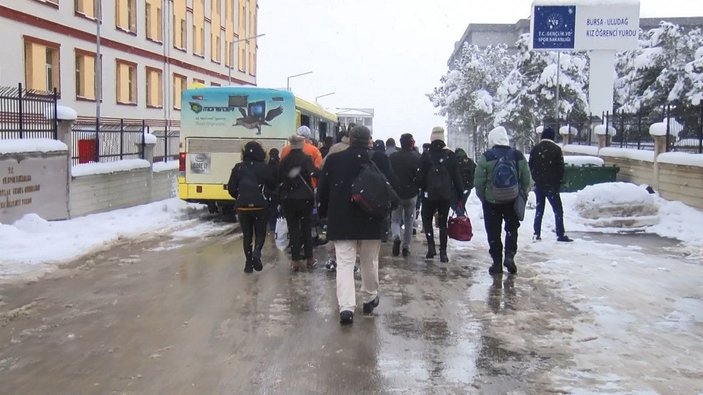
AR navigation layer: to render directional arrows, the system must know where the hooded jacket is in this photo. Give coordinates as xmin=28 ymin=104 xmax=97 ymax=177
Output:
xmin=474 ymin=127 xmax=531 ymax=204
xmin=227 ymin=142 xmax=276 ymax=210
xmin=528 ymin=139 xmax=565 ymax=187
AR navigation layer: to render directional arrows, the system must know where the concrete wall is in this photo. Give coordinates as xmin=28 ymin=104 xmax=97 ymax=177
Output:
xmin=70 ymin=167 xmax=177 ymax=217
xmin=563 ymin=145 xmax=703 ymax=210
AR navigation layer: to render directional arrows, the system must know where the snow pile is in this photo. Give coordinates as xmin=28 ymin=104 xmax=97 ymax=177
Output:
xmin=656 ymin=152 xmax=703 ymax=168
xmin=44 ymin=105 xmax=77 ymax=121
xmin=649 ymin=118 xmax=683 ymax=137
xmin=143 ymin=131 xmax=158 ymax=144
xmin=593 ymin=124 xmax=617 ymax=136
xmin=559 ymin=125 xmax=578 ymax=136
xmin=72 ymin=159 xmax=150 ymax=177
xmin=0 ymin=139 xmax=68 ymax=154
xmin=574 ymin=183 xmax=659 ymax=228
xmin=0 ymin=199 xmax=211 ymax=279
xmin=153 ymin=160 xmax=179 ymax=172
xmin=564 ymin=156 xmax=604 ymax=166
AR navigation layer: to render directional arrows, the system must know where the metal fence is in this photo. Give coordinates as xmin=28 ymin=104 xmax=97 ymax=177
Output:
xmin=561 ymin=104 xmax=703 ymax=154
xmin=71 ymin=118 xmax=146 ymax=165
xmin=0 ymin=83 xmax=57 ymax=140
xmin=146 ymin=124 xmax=179 ymax=163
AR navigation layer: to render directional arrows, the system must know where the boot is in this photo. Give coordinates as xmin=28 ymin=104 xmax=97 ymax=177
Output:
xmin=503 ymin=250 xmax=517 ymax=274
xmin=252 ymin=249 xmax=263 ymax=271
xmin=488 ymin=256 xmax=502 ymax=275
xmin=306 ymin=257 xmax=316 ymax=270
xmin=244 ymin=248 xmax=253 ymax=273
xmin=392 ymin=239 xmax=401 ymax=256
xmin=439 ymin=249 xmax=449 ymax=263
xmin=425 ymin=237 xmax=436 ymax=259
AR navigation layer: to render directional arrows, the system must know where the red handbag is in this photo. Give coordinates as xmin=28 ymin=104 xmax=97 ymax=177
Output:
xmin=448 ymin=214 xmax=473 ymax=241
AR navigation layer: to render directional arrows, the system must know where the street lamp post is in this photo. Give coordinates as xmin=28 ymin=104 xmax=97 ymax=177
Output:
xmin=315 ymin=92 xmax=335 ymax=103
xmin=228 ymin=33 xmax=265 ymax=85
xmin=286 ymin=71 xmax=313 ymax=90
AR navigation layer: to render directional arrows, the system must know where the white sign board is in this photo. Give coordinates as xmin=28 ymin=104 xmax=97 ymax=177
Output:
xmin=531 ymin=1 xmax=640 ymax=51
xmin=576 ymin=4 xmax=640 ymax=50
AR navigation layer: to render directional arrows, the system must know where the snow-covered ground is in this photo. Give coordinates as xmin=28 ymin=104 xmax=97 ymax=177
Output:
xmin=1 ymin=182 xmax=702 ymax=391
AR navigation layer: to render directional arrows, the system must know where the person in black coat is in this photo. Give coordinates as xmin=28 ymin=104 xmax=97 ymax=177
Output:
xmin=416 ymin=127 xmax=464 ymax=263
xmin=389 ymin=133 xmax=421 ymax=257
xmin=452 ymin=148 xmax=476 ymax=214
xmin=318 ymin=125 xmax=388 ymax=325
xmin=528 ymin=127 xmax=573 ymax=242
xmin=279 ymin=134 xmax=318 ymax=271
xmin=227 ymin=141 xmax=276 ymax=273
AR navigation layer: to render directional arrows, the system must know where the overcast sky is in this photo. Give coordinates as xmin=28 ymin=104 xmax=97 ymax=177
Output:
xmin=257 ymin=0 xmax=701 ymax=145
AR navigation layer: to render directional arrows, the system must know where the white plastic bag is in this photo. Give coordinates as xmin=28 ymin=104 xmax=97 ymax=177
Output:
xmin=275 ymin=217 xmax=288 ymax=250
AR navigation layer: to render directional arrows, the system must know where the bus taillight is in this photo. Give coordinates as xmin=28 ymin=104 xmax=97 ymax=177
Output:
xmin=179 ymin=152 xmax=186 ymax=172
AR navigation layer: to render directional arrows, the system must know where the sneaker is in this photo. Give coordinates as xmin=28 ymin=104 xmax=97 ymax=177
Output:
xmin=488 ymin=264 xmax=502 ymax=275
xmin=392 ymin=239 xmax=401 ymax=256
xmin=325 ymin=259 xmax=337 ymax=272
xmin=533 ymin=234 xmax=541 ymax=241
xmin=252 ymin=257 xmax=263 ymax=272
xmin=362 ymin=296 xmax=380 ymax=314
xmin=340 ymin=310 xmax=354 ymax=325
xmin=402 ymin=248 xmax=410 ymax=257
xmin=557 ymin=235 xmax=574 ymax=242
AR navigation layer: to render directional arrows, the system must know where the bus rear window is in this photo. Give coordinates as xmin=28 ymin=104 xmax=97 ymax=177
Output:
xmin=228 ymin=95 xmax=248 ymax=107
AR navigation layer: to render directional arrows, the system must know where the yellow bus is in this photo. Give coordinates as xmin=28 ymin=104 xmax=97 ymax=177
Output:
xmin=177 ymin=86 xmax=338 ymax=213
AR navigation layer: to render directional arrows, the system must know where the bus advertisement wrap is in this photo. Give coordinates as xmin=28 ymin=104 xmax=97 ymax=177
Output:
xmin=181 ymin=87 xmax=296 ymax=139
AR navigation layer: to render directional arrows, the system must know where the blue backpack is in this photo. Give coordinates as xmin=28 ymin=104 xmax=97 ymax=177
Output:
xmin=485 ymin=149 xmax=519 ymax=203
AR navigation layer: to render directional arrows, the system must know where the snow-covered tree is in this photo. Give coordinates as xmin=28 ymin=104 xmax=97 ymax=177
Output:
xmin=494 ymin=34 xmax=589 ymax=149
xmin=615 ymin=22 xmax=703 ymax=112
xmin=428 ymin=43 xmax=512 ymax=155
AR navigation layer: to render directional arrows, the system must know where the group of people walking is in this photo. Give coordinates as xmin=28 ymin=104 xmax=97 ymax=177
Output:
xmin=227 ymin=123 xmax=572 ymax=324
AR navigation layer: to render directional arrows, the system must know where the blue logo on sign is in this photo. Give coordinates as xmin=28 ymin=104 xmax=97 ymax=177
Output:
xmin=533 ymin=6 xmax=576 ymax=50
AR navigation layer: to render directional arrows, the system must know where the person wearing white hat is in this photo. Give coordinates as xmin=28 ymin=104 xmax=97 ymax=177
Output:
xmin=474 ymin=126 xmax=531 ymax=276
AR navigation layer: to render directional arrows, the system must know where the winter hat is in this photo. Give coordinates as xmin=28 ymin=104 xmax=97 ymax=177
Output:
xmin=349 ymin=125 xmax=372 ymax=146
xmin=541 ymin=127 xmax=556 ymax=141
xmin=430 ymin=126 xmax=445 ymax=142
xmin=288 ymin=134 xmax=305 ymax=150
xmin=373 ymin=139 xmax=385 ymax=152
xmin=488 ymin=126 xmax=510 ymax=147
xmin=296 ymin=125 xmax=312 ymax=139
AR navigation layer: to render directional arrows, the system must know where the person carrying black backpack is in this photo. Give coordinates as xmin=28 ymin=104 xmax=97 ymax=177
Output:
xmin=227 ymin=141 xmax=276 ymax=273
xmin=474 ymin=126 xmax=531 ymax=276
xmin=279 ymin=134 xmax=318 ymax=271
xmin=416 ymin=126 xmax=464 ymax=263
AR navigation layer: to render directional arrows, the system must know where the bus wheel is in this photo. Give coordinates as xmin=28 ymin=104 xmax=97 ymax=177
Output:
xmin=207 ymin=202 xmax=218 ymax=214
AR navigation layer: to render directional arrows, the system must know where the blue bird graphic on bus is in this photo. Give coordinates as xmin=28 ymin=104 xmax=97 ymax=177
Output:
xmin=234 ymin=101 xmax=284 ymax=135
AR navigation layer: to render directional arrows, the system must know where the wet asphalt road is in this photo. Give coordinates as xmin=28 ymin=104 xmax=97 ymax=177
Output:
xmin=1 ymin=223 xmax=602 ymax=394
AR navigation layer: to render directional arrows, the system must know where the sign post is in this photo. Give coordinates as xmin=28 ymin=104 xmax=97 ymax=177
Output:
xmin=530 ymin=1 xmax=640 ymax=118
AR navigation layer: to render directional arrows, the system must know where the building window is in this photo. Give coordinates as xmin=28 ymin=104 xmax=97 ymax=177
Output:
xmin=173 ymin=0 xmax=187 ymax=50
xmin=116 ymin=0 xmax=137 ymax=33
xmin=173 ymin=73 xmax=187 ymax=110
xmin=145 ymin=0 xmax=163 ymax=42
xmin=146 ymin=67 xmax=162 ymax=108
xmin=116 ymin=59 xmax=137 ymax=104
xmin=75 ymin=0 xmax=95 ymax=18
xmin=211 ymin=0 xmax=222 ymax=63
xmin=24 ymin=37 xmax=60 ymax=94
xmin=75 ymin=50 xmax=96 ymax=100
xmin=211 ymin=82 xmax=221 ymax=87
xmin=193 ymin=0 xmax=204 ymax=56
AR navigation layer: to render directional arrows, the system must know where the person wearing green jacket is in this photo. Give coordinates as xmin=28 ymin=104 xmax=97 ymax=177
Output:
xmin=474 ymin=126 xmax=532 ymax=275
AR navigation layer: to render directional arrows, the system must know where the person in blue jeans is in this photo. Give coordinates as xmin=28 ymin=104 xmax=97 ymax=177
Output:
xmin=528 ymin=127 xmax=573 ymax=242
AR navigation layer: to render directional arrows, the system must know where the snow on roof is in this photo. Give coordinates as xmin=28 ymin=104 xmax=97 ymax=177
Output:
xmin=656 ymin=152 xmax=703 ymax=168
xmin=72 ymin=159 xmax=150 ymax=177
xmin=0 ymin=138 xmax=68 ymax=155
